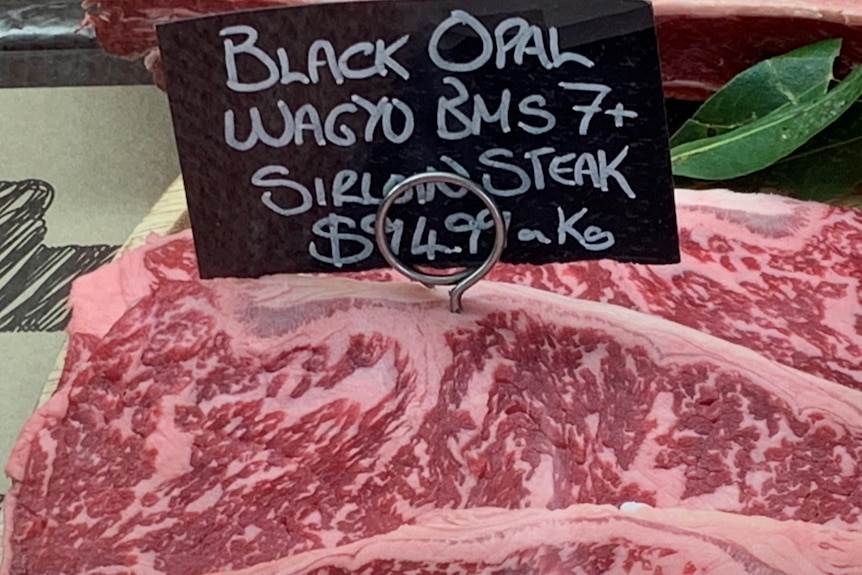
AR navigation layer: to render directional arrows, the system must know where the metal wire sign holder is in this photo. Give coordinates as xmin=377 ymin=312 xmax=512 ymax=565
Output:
xmin=374 ymin=171 xmax=507 ymax=314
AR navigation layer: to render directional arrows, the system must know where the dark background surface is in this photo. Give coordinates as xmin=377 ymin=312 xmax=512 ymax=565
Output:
xmin=0 ymin=0 xmax=151 ymax=87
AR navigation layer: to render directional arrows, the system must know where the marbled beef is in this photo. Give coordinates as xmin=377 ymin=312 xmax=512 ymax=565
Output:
xmin=61 ymin=188 xmax=862 ymax=389
xmin=213 ymin=506 xmax=862 ymax=575
xmin=3 ymin=274 xmax=862 ymax=575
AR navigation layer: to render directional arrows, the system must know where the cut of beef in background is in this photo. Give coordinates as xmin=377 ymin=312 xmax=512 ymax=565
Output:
xmin=4 ymin=274 xmax=862 ymax=575
xmin=214 ymin=505 xmax=862 ymax=575
xmin=81 ymin=0 xmax=862 ymax=100
xmin=654 ymin=0 xmax=862 ymax=99
xmin=62 ymin=188 xmax=862 ymax=389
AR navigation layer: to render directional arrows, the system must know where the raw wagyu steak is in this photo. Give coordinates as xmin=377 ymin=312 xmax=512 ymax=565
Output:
xmin=63 ymin=188 xmax=862 ymax=389
xmin=216 ymin=506 xmax=862 ymax=575
xmin=3 ymin=274 xmax=862 ymax=575
xmin=654 ymin=0 xmax=862 ymax=99
xmin=491 ymin=188 xmax=862 ymax=390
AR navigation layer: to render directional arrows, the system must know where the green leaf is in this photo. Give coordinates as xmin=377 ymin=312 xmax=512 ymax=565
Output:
xmin=670 ymin=38 xmax=841 ymax=147
xmin=675 ymin=101 xmax=862 ymax=202
xmin=670 ymin=66 xmax=862 ymax=180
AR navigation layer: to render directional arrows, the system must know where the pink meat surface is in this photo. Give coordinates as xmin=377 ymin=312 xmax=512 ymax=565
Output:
xmin=219 ymin=505 xmax=862 ymax=575
xmin=493 ymin=189 xmax=862 ymax=390
xmin=3 ymin=275 xmax=862 ymax=575
xmin=62 ymin=188 xmax=862 ymax=389
xmin=81 ymin=0 xmax=862 ymax=99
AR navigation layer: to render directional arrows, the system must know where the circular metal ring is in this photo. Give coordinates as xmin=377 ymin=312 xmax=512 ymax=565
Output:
xmin=374 ymin=171 xmax=507 ymax=313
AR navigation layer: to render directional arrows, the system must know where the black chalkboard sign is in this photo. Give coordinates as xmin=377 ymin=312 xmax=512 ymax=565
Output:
xmin=157 ymin=0 xmax=679 ymax=278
